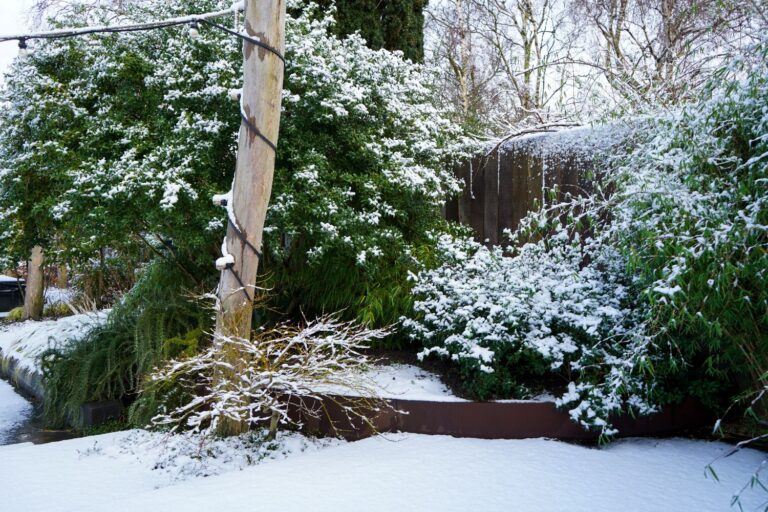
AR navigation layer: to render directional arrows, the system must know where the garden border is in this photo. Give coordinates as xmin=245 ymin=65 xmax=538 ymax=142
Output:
xmin=297 ymin=396 xmax=712 ymax=441
xmin=0 ymin=351 xmax=714 ymax=440
xmin=0 ymin=351 xmax=44 ymax=401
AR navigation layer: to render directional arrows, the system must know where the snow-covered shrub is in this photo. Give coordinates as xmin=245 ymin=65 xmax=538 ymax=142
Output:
xmin=0 ymin=0 xmax=469 ymax=326
xmin=404 ymin=233 xmax=654 ymax=435
xmin=145 ymin=315 xmax=389 ymax=437
xmin=405 ymin=38 xmax=768 ymax=435
xmin=266 ymin=4 xmax=471 ymax=324
xmin=597 ymin=39 xmax=768 ymax=410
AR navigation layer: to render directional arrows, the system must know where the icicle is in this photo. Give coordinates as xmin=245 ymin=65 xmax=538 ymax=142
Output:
xmin=469 ymin=158 xmax=475 ymax=200
xmin=496 ymin=148 xmax=501 ymax=195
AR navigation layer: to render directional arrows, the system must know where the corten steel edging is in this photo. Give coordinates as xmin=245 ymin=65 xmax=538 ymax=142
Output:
xmin=291 ymin=396 xmax=712 ymax=441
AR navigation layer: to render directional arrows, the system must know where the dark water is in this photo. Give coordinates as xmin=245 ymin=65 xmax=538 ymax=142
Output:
xmin=7 ymin=413 xmax=80 ymax=445
xmin=1 ymin=378 xmax=78 ymax=446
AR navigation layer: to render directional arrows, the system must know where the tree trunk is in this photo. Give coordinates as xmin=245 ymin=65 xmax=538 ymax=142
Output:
xmin=24 ymin=245 xmax=45 ymax=320
xmin=214 ymin=0 xmax=286 ymax=437
xmin=57 ymin=264 xmax=68 ymax=289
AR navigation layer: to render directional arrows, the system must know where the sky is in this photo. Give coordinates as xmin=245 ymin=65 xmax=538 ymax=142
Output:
xmin=0 ymin=0 xmax=34 ymax=82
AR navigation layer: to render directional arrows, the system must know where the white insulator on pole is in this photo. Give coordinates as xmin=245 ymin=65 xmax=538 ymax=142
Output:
xmin=18 ymin=39 xmax=29 ymax=58
xmin=212 ymin=193 xmax=229 ymax=207
xmin=189 ymin=22 xmax=200 ymax=40
xmin=216 ymin=254 xmax=235 ymax=271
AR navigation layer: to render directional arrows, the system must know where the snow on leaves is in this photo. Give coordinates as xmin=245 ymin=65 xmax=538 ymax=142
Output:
xmin=404 ymin=37 xmax=768 ymax=435
xmin=403 ymin=233 xmax=653 ymax=435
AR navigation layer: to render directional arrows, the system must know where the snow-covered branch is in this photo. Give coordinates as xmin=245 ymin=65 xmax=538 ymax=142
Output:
xmin=147 ymin=315 xmax=391 ymax=438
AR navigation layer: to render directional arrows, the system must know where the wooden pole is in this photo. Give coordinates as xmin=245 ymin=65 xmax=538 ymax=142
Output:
xmin=24 ymin=245 xmax=45 ymax=320
xmin=214 ymin=0 xmax=286 ymax=436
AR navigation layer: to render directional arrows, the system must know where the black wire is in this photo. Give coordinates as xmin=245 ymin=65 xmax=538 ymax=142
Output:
xmin=0 ymin=17 xmax=285 ymax=66
xmin=0 ymin=15 xmax=287 ymax=68
xmin=228 ymin=216 xmax=263 ymax=260
xmin=0 ymin=19 xmax=192 ymax=43
xmin=197 ymin=18 xmax=285 ymax=65
xmin=240 ymin=108 xmax=278 ymax=153
xmin=224 ymin=262 xmax=252 ymax=302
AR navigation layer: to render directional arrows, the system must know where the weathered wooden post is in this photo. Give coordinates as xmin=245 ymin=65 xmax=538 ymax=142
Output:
xmin=23 ymin=245 xmax=44 ymax=320
xmin=213 ymin=0 xmax=286 ymax=436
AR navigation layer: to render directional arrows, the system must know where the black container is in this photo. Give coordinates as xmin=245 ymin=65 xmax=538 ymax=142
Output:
xmin=0 ymin=276 xmax=25 ymax=313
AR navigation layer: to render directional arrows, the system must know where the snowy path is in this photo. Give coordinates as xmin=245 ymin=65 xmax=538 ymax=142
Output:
xmin=0 ymin=431 xmax=764 ymax=511
xmin=0 ymin=378 xmax=32 ymax=445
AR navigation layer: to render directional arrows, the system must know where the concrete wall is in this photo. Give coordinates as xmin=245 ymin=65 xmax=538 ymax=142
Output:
xmin=0 ymin=352 xmax=44 ymax=402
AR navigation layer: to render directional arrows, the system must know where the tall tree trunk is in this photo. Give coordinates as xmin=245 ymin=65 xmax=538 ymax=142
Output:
xmin=24 ymin=245 xmax=45 ymax=320
xmin=214 ymin=0 xmax=287 ymax=437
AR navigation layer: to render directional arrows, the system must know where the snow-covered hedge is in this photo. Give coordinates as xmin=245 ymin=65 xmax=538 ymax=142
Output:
xmin=403 ymin=233 xmax=654 ymax=435
xmin=0 ymin=0 xmax=471 ymax=326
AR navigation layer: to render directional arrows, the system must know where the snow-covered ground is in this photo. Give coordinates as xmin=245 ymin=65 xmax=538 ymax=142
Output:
xmin=0 ymin=378 xmax=32 ymax=445
xmin=320 ymin=364 xmax=555 ymax=403
xmin=44 ymin=287 xmax=76 ymax=306
xmin=0 ymin=311 xmax=107 ymax=373
xmin=0 ymin=430 xmax=764 ymax=512
xmin=319 ymin=363 xmax=465 ymax=402
xmin=0 ymin=315 xmax=764 ymax=511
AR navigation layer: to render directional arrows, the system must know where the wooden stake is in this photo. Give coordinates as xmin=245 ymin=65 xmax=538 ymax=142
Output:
xmin=214 ymin=0 xmax=286 ymax=436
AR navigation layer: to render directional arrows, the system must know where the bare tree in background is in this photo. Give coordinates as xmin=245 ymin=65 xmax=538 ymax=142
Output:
xmin=426 ymin=0 xmax=767 ymax=136
xmin=569 ymin=0 xmax=763 ymax=105
xmin=426 ymin=0 xmax=501 ymax=131
xmin=426 ymin=0 xmax=580 ymax=133
xmin=477 ymin=0 xmax=578 ymax=124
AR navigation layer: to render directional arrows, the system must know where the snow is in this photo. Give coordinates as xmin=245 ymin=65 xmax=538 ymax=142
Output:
xmin=0 ymin=311 xmax=107 ymax=373
xmin=317 ymin=363 xmax=466 ymax=402
xmin=0 ymin=378 xmax=32 ymax=445
xmin=0 ymin=274 xmax=20 ymax=284
xmin=497 ymin=123 xmax=631 ymax=163
xmin=0 ymin=430 xmax=764 ymax=511
xmin=321 ymin=363 xmax=553 ymax=403
xmin=363 ymin=364 xmax=463 ymax=401
xmin=44 ymin=287 xmax=75 ymax=305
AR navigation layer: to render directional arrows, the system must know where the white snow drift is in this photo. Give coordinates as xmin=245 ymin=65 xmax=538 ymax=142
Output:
xmin=0 ymin=430 xmax=764 ymax=512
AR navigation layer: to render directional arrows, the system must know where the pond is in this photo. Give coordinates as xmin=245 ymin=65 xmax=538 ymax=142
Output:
xmin=0 ymin=378 xmax=77 ymax=446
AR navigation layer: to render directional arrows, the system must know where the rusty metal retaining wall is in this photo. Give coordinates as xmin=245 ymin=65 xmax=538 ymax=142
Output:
xmin=296 ymin=396 xmax=711 ymax=441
